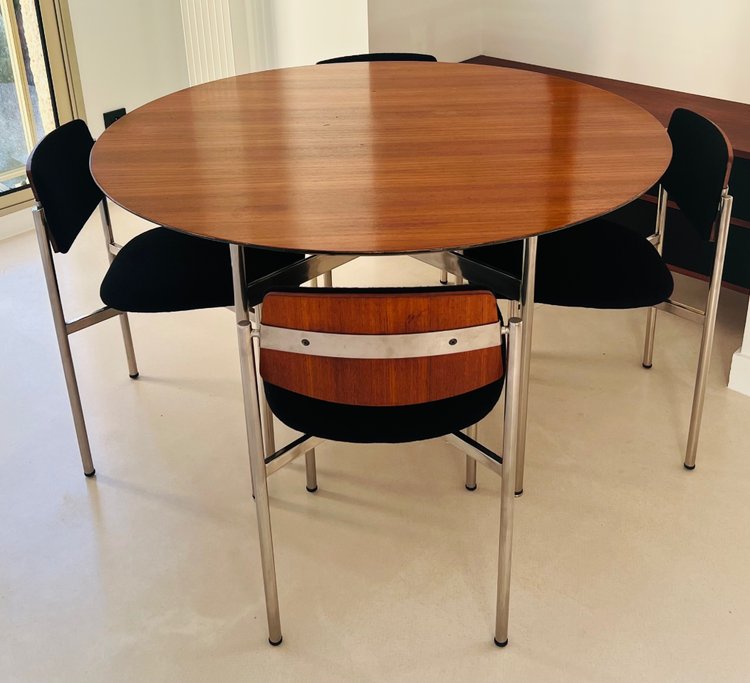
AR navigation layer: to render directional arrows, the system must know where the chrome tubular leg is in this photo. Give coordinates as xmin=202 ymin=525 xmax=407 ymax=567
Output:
xmin=118 ymin=313 xmax=139 ymax=378
xmin=440 ymin=269 xmax=449 ymax=285
xmin=642 ymin=307 xmax=658 ymax=368
xmin=231 ymin=248 xmax=257 ymax=499
xmin=260 ymin=388 xmax=276 ymax=456
xmin=33 ymin=209 xmax=95 ymax=477
xmin=465 ymin=423 xmax=478 ymax=490
xmin=231 ymin=244 xmax=283 ymax=645
xmin=99 ymin=201 xmax=139 ymax=378
xmin=514 ymin=236 xmax=537 ymax=496
xmin=684 ymin=192 xmax=733 ymax=470
xmin=643 ymin=187 xmax=667 ymax=369
xmin=323 ymin=270 xmax=333 ymax=287
xmin=305 ymin=449 xmax=318 ymax=492
xmin=495 ymin=317 xmax=523 ymax=647
xmin=254 ymin=303 xmax=276 ymax=457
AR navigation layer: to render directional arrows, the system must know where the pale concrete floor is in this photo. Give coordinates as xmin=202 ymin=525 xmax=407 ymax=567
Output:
xmin=2 ymin=206 xmax=750 ymax=683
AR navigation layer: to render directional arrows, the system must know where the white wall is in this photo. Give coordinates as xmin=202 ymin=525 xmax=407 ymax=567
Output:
xmin=481 ymin=0 xmax=750 ymax=104
xmin=0 ymin=0 xmax=189 ymax=240
xmin=368 ymin=0 xmax=482 ymax=63
xmin=67 ymin=0 xmax=189 ymax=136
xmin=254 ymin=0 xmax=369 ymax=70
xmin=729 ymin=307 xmax=750 ymax=396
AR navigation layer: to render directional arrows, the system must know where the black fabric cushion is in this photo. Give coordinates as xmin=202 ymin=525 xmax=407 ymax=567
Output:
xmin=264 ymin=380 xmax=503 ymax=444
xmin=317 ymin=53 xmax=437 ymax=64
xmin=466 ymin=219 xmax=674 ymax=309
xmin=100 ymin=228 xmax=303 ymax=313
xmin=26 ymin=119 xmax=104 ymax=254
xmin=662 ymin=108 xmax=731 ymax=242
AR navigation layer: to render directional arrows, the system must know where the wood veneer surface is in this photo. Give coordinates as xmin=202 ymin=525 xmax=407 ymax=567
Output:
xmin=91 ymin=62 xmax=670 ymax=254
xmin=468 ymin=56 xmax=750 ymax=160
xmin=260 ymin=290 xmax=502 ymax=406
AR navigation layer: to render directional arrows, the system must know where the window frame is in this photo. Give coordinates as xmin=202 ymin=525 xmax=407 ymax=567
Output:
xmin=0 ymin=0 xmax=85 ymax=216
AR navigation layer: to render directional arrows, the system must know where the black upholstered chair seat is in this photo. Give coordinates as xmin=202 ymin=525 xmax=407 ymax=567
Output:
xmin=264 ymin=381 xmax=503 ymax=444
xmin=467 ymin=219 xmax=674 ymax=309
xmin=100 ymin=227 xmax=303 ymax=313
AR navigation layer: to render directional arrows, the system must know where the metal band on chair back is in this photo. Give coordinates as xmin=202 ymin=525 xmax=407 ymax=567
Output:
xmin=260 ymin=289 xmax=503 ymax=407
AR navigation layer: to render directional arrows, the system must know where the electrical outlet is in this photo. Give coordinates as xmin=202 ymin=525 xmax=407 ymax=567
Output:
xmin=103 ymin=108 xmax=126 ymax=129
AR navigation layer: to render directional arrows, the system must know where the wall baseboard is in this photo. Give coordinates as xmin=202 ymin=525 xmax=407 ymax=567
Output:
xmin=0 ymin=207 xmax=34 ymax=242
xmin=729 ymin=349 xmax=750 ymax=397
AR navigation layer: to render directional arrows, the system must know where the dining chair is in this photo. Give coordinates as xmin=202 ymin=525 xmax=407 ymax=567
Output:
xmin=463 ymin=107 xmax=734 ymax=490
xmin=26 ymin=119 xmax=311 ymax=477
xmin=317 ymin=52 xmax=438 ymax=64
xmin=240 ymin=286 xmax=523 ymax=646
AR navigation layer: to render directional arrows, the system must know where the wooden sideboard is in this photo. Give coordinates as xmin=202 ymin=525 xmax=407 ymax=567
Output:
xmin=467 ymin=56 xmax=750 ymax=291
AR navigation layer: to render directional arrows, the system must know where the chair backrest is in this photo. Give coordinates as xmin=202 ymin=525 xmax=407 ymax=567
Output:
xmin=317 ymin=52 xmax=437 ymax=64
xmin=259 ymin=287 xmax=502 ymax=407
xmin=26 ymin=119 xmax=104 ymax=254
xmin=661 ymin=108 xmax=733 ymax=242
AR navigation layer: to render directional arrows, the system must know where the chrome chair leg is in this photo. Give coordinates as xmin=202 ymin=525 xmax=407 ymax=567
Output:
xmin=440 ymin=268 xmax=449 ymax=285
xmin=642 ymin=307 xmax=658 ymax=368
xmin=305 ymin=449 xmax=318 ymax=492
xmin=643 ymin=186 xmax=667 ymax=370
xmin=495 ymin=317 xmax=523 ymax=647
xmin=118 ymin=313 xmax=140 ymax=378
xmin=99 ymin=201 xmax=139 ymax=379
xmin=465 ymin=422 xmax=478 ymax=490
xmin=260 ymin=384 xmax=276 ymax=456
xmin=254 ymin=304 xmax=276 ymax=457
xmin=34 ymin=212 xmax=95 ymax=476
xmin=231 ymin=245 xmax=283 ymax=645
xmin=514 ymin=236 xmax=537 ymax=496
xmin=323 ymin=271 xmax=333 ymax=287
xmin=684 ymin=192 xmax=733 ymax=470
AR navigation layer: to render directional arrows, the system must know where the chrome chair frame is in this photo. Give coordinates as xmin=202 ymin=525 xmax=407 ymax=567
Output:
xmin=426 ymin=181 xmax=733 ymax=484
xmin=414 ymin=246 xmax=535 ymax=495
xmin=642 ymin=185 xmax=734 ymax=469
xmin=34 ymin=195 xmax=356 ymax=476
xmin=33 ymin=198 xmax=138 ymax=476
xmin=230 ymin=244 xmax=524 ymax=647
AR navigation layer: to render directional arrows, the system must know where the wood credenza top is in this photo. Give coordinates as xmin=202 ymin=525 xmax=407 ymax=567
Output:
xmin=469 ymin=56 xmax=750 ymax=160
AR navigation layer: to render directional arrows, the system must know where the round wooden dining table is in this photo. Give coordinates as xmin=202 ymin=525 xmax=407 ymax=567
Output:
xmin=91 ymin=61 xmax=671 ymax=255
xmin=91 ymin=62 xmax=672 ymax=645
xmin=91 ymin=58 xmax=672 ymax=488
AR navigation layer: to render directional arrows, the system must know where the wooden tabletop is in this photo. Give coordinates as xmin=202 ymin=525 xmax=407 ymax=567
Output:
xmin=91 ymin=62 xmax=671 ymax=254
xmin=470 ymin=56 xmax=750 ymax=161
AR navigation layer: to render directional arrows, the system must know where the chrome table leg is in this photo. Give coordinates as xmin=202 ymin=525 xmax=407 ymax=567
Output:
xmin=495 ymin=317 xmax=522 ymax=647
xmin=514 ymin=236 xmax=537 ymax=496
xmin=231 ymin=245 xmax=282 ymax=645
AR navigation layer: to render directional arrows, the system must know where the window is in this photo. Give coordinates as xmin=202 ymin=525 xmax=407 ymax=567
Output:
xmin=0 ymin=0 xmax=83 ymax=215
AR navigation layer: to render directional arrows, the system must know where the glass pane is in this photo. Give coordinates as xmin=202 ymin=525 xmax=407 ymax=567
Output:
xmin=0 ymin=0 xmax=56 ymax=197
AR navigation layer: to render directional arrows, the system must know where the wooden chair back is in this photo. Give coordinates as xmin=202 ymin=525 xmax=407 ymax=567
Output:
xmin=260 ymin=288 xmax=503 ymax=407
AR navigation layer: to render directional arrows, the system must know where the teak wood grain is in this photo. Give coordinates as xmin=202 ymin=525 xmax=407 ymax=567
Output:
xmin=91 ymin=62 xmax=671 ymax=254
xmin=468 ymin=56 xmax=750 ymax=160
xmin=260 ymin=290 xmax=502 ymax=406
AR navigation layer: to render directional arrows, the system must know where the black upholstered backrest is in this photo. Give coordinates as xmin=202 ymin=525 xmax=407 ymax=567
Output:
xmin=661 ymin=108 xmax=733 ymax=242
xmin=317 ymin=52 xmax=437 ymax=64
xmin=259 ymin=287 xmax=502 ymax=407
xmin=26 ymin=119 xmax=104 ymax=253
